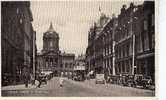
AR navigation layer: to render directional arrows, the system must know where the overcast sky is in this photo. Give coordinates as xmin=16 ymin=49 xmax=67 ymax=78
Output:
xmin=31 ymin=0 xmax=143 ymax=56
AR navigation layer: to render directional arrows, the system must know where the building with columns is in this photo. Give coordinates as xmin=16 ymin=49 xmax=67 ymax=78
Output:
xmin=86 ymin=13 xmax=117 ymax=77
xmin=102 ymin=15 xmax=117 ymax=76
xmin=86 ymin=1 xmax=155 ymax=82
xmin=37 ymin=23 xmax=76 ymax=76
xmin=114 ymin=1 xmax=155 ymax=81
xmin=37 ymin=23 xmax=61 ymax=76
xmin=114 ymin=3 xmax=136 ymax=75
xmin=86 ymin=12 xmax=110 ymax=74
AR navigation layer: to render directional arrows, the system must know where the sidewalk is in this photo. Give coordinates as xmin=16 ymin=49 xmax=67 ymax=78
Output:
xmin=2 ymin=81 xmax=39 ymax=91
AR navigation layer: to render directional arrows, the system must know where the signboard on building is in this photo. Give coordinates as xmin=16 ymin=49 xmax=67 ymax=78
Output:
xmin=74 ymin=66 xmax=85 ymax=70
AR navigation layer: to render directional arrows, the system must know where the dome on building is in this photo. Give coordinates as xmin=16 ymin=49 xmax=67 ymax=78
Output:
xmin=43 ymin=22 xmax=59 ymax=38
xmin=42 ymin=22 xmax=60 ymax=53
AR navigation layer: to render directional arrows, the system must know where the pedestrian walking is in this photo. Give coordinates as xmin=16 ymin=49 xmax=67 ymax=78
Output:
xmin=37 ymin=72 xmax=42 ymax=88
xmin=59 ymin=77 xmax=64 ymax=87
xmin=86 ymin=73 xmax=90 ymax=80
xmin=22 ymin=66 xmax=30 ymax=88
xmin=59 ymin=74 xmax=64 ymax=87
xmin=24 ymin=71 xmax=29 ymax=88
xmin=30 ymin=73 xmax=35 ymax=85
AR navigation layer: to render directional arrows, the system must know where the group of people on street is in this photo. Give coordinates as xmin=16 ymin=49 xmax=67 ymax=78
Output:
xmin=23 ymin=71 xmax=65 ymax=88
xmin=23 ymin=72 xmax=36 ymax=88
xmin=23 ymin=71 xmax=43 ymax=88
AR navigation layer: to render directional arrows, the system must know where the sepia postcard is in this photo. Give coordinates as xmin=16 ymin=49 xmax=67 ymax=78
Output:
xmin=1 ymin=0 xmax=158 ymax=99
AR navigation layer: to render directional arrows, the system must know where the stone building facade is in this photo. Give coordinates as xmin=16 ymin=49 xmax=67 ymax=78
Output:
xmin=37 ymin=23 xmax=77 ymax=76
xmin=1 ymin=1 xmax=35 ymax=85
xmin=86 ymin=13 xmax=110 ymax=74
xmin=37 ymin=23 xmax=61 ymax=76
xmin=86 ymin=25 xmax=96 ymax=74
xmin=74 ymin=54 xmax=86 ymax=77
xmin=115 ymin=1 xmax=155 ymax=79
xmin=114 ymin=3 xmax=136 ymax=75
xmin=86 ymin=15 xmax=117 ymax=77
xmin=86 ymin=1 xmax=155 ymax=81
xmin=102 ymin=16 xmax=117 ymax=76
xmin=61 ymin=53 xmax=75 ymax=77
xmin=134 ymin=2 xmax=155 ymax=80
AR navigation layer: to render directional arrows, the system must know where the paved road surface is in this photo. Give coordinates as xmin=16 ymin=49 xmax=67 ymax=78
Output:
xmin=2 ymin=77 xmax=155 ymax=97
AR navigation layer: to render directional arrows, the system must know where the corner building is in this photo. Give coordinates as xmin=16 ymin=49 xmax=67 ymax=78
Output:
xmin=1 ymin=1 xmax=35 ymax=85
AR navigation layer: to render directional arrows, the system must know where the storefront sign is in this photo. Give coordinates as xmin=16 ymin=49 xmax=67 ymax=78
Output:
xmin=74 ymin=66 xmax=85 ymax=70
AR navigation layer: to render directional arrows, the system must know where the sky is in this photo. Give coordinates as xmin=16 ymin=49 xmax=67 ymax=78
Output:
xmin=30 ymin=0 xmax=143 ymax=56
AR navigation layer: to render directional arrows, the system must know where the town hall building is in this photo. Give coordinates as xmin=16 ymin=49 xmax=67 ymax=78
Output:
xmin=37 ymin=23 xmax=61 ymax=76
xmin=37 ymin=23 xmax=75 ymax=76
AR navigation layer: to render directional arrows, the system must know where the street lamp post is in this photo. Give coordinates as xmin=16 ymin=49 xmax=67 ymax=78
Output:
xmin=132 ymin=31 xmax=135 ymax=75
xmin=131 ymin=8 xmax=138 ymax=75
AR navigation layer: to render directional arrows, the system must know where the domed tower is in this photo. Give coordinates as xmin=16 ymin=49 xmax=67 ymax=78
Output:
xmin=40 ymin=23 xmax=61 ymax=75
xmin=42 ymin=22 xmax=59 ymax=53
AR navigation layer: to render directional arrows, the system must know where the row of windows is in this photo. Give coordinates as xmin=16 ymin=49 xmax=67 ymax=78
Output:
xmin=115 ymin=59 xmax=132 ymax=74
xmin=95 ymin=43 xmax=103 ymax=57
xmin=115 ymin=42 xmax=133 ymax=59
xmin=103 ymin=58 xmax=112 ymax=68
xmin=103 ymin=32 xmax=113 ymax=43
xmin=75 ymin=62 xmax=85 ymax=66
xmin=103 ymin=44 xmax=112 ymax=56
xmin=62 ymin=63 xmax=73 ymax=69
xmin=135 ymin=31 xmax=154 ymax=53
xmin=45 ymin=58 xmax=57 ymax=62
xmin=115 ymin=13 xmax=154 ymax=44
xmin=115 ymin=24 xmax=131 ymax=42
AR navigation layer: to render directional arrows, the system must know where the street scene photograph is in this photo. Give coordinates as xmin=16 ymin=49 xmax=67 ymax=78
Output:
xmin=1 ymin=0 xmax=155 ymax=97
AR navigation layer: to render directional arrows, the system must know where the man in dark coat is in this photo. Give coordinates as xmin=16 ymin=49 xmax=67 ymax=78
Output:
xmin=37 ymin=72 xmax=42 ymax=88
xmin=24 ymin=71 xmax=30 ymax=88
